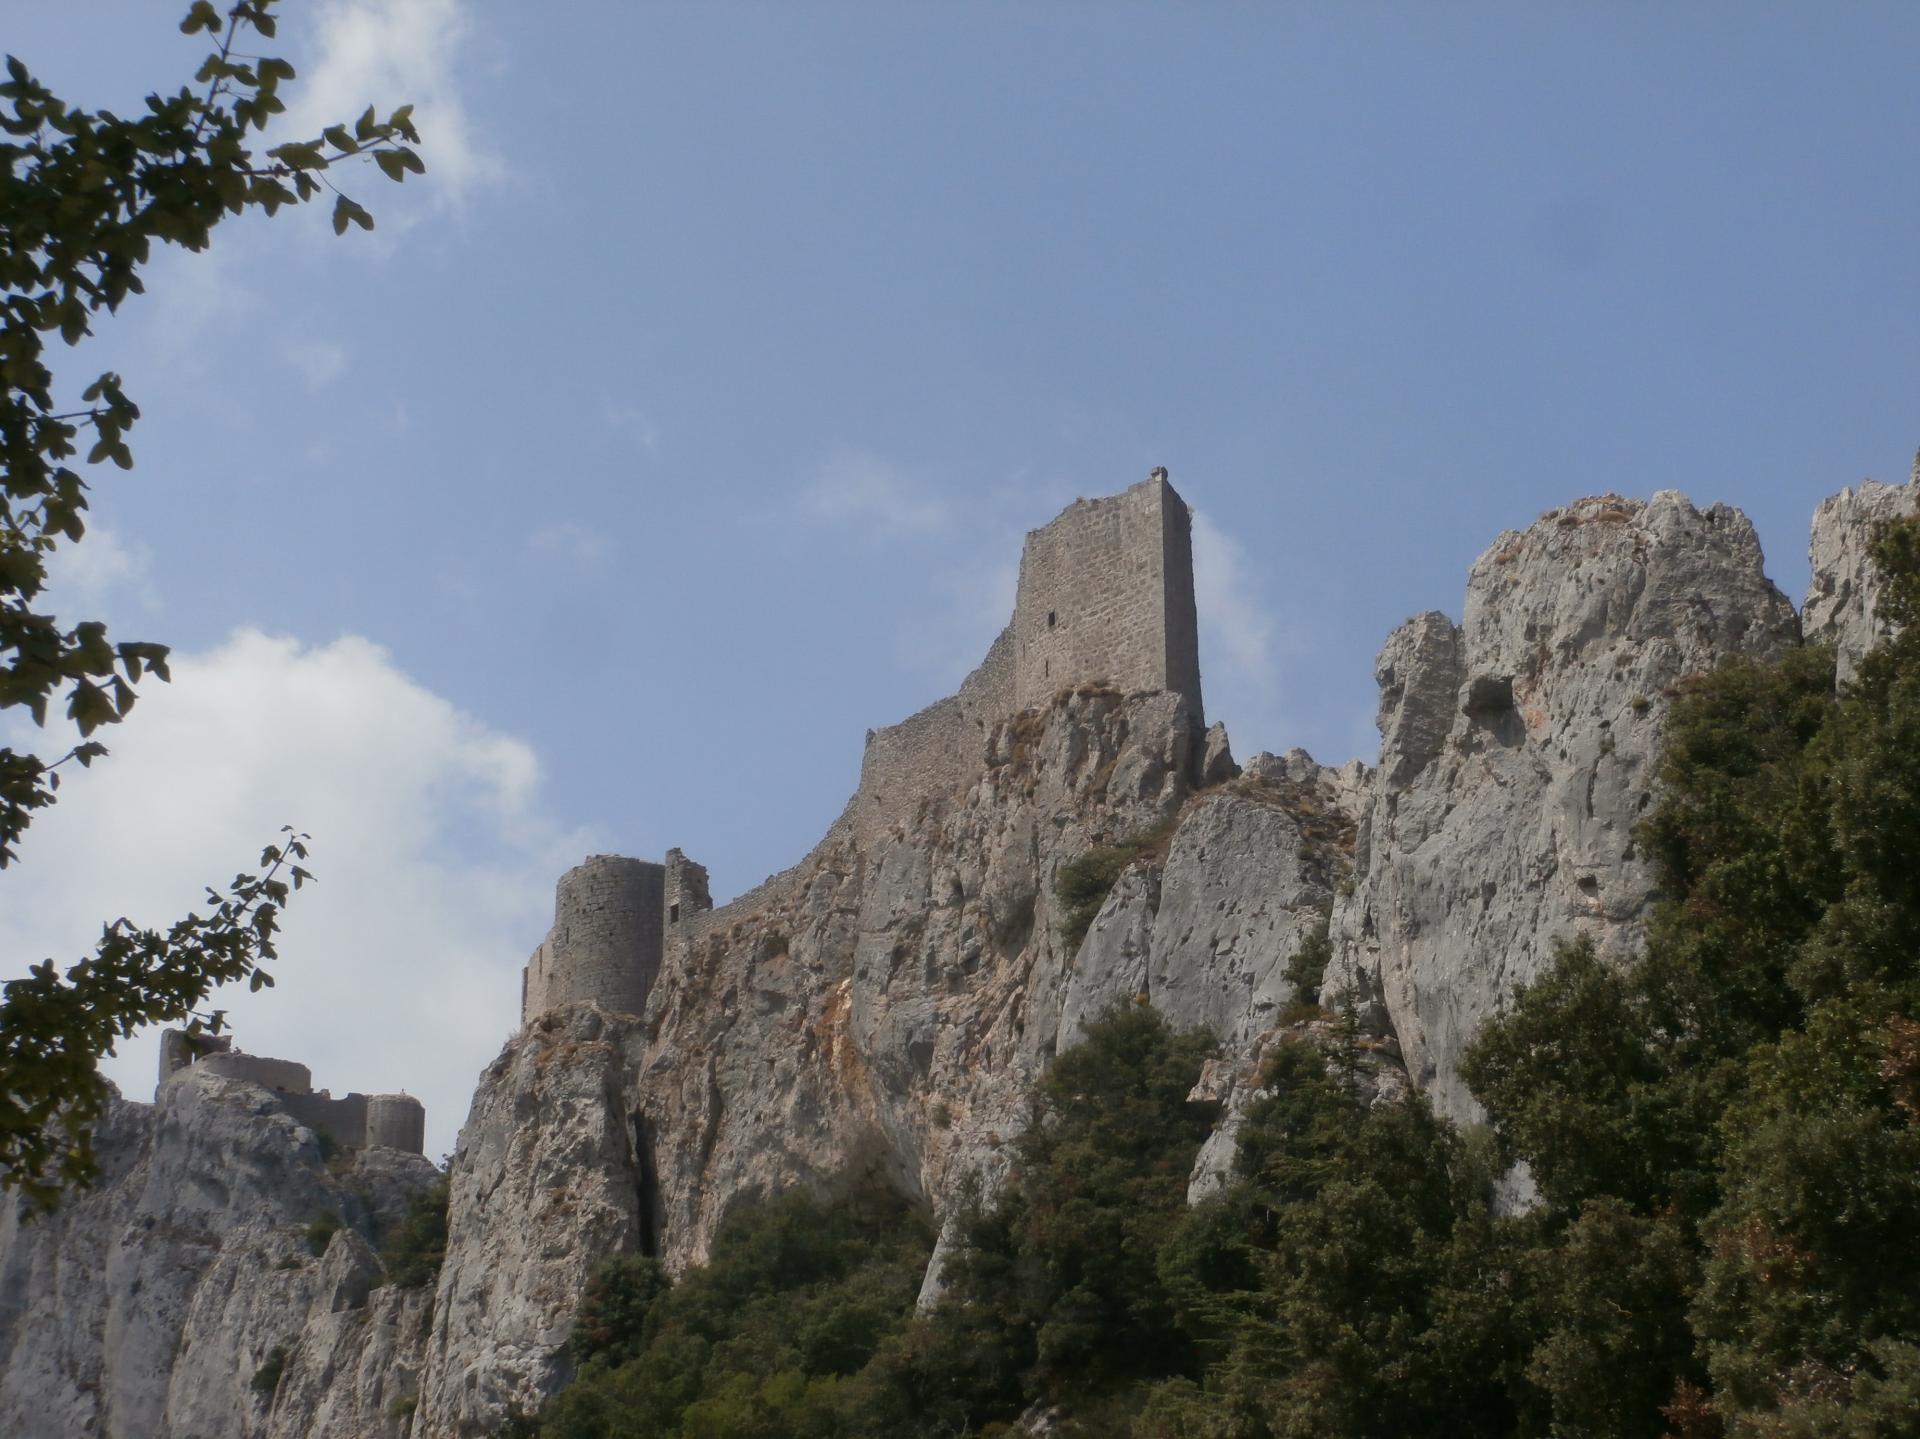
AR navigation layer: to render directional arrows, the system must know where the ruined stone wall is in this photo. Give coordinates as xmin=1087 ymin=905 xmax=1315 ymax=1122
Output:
xmin=664 ymin=849 xmax=712 ymax=930
xmin=365 ymin=1094 xmax=427 ymax=1154
xmin=194 ymin=1052 xmax=312 ymax=1093
xmin=672 ymin=805 xmax=860 ymax=972
xmin=534 ymin=474 xmax=1200 ymax=1025
xmin=279 ymin=1091 xmax=369 ymax=1152
xmin=520 ymin=856 xmax=665 ymax=1024
xmin=1010 ymin=472 xmax=1204 ymax=721
xmin=156 ymin=1029 xmax=230 ymax=1092
xmin=1160 ymin=483 xmax=1203 ymax=710
xmin=853 ymin=624 xmax=1015 ymax=843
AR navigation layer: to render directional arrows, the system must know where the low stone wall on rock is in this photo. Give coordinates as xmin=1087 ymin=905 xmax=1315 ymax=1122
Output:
xmin=155 ymin=1028 xmax=426 ymax=1155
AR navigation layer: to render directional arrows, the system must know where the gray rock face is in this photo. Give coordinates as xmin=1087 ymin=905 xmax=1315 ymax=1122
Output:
xmin=21 ymin=475 xmax=1920 ymax=1437
xmin=416 ymin=1004 xmax=645 ymax=1437
xmin=0 ymin=1071 xmax=439 ymax=1439
xmin=1804 ymin=466 xmax=1919 ymax=686
xmin=1326 ymin=492 xmax=1799 ymax=1122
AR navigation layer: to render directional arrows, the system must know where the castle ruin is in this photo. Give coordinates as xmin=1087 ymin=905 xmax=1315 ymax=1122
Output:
xmin=157 ymin=1028 xmax=426 ymax=1155
xmin=518 ymin=469 xmax=1204 ymax=1027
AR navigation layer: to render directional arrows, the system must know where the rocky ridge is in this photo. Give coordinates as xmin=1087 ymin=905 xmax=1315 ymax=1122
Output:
xmin=0 ymin=1070 xmax=439 ymax=1439
xmin=3 ymin=465 xmax=1915 ymax=1438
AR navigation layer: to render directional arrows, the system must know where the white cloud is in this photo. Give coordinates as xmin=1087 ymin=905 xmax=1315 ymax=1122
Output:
xmin=1192 ymin=509 xmax=1299 ymax=760
xmin=40 ymin=524 xmax=159 ymax=624
xmin=282 ymin=338 xmax=349 ymax=389
xmin=280 ymin=0 xmax=500 ymax=208
xmin=1192 ymin=510 xmax=1279 ymax=683
xmin=0 ymin=630 xmax=591 ymax=1161
xmin=804 ymin=451 xmax=953 ymax=539
xmin=912 ymin=551 xmax=1019 ymax=689
xmin=602 ymin=398 xmax=660 ymax=455
xmin=530 ymin=521 xmax=613 ymax=569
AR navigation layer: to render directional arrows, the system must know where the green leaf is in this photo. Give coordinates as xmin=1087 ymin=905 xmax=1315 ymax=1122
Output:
xmin=322 ymin=123 xmax=356 ymax=154
xmin=180 ymin=1 xmax=222 ymax=35
xmin=355 ymin=104 xmax=379 ymax=141
xmin=331 ymin=196 xmax=374 ymax=234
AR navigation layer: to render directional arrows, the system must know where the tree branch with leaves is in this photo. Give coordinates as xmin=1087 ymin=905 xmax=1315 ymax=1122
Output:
xmin=0 ymin=0 xmax=421 ymax=1208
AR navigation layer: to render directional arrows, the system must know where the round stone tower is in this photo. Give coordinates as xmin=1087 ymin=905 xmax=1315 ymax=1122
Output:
xmin=524 ymin=855 xmax=665 ymax=1020
xmin=365 ymin=1093 xmax=427 ymax=1154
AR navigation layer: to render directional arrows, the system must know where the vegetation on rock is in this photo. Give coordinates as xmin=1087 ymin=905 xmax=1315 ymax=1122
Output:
xmin=380 ymin=1178 xmax=450 ymax=1289
xmin=516 ymin=517 xmax=1920 ymax=1436
xmin=1053 ymin=826 xmax=1174 ymax=949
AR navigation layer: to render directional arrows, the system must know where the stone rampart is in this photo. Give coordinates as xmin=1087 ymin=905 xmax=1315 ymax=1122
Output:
xmin=854 ymin=624 xmax=1016 ymax=842
xmin=279 ymin=1090 xmax=369 ymax=1151
xmin=157 ymin=1028 xmax=231 ymax=1089
xmin=531 ymin=470 xmax=1204 ymax=1025
xmin=366 ymin=1093 xmax=427 ymax=1153
xmin=154 ymin=1028 xmax=427 ymax=1154
xmin=194 ymin=1052 xmax=312 ymax=1093
xmin=673 ymin=804 xmax=859 ymax=968
xmin=665 ymin=849 xmax=712 ymax=930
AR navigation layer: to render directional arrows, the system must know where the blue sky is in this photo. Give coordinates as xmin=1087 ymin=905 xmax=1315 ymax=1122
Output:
xmin=5 ymin=1 xmax=1916 ymax=1158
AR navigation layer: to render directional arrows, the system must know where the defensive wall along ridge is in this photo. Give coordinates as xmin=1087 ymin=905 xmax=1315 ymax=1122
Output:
xmin=156 ymin=1026 xmax=426 ymax=1155
xmin=518 ymin=470 xmax=1207 ymax=1026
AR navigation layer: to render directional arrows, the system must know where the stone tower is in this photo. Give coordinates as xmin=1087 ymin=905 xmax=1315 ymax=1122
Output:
xmin=521 ymin=856 xmax=665 ymax=1021
xmin=1010 ymin=471 xmax=1202 ymax=721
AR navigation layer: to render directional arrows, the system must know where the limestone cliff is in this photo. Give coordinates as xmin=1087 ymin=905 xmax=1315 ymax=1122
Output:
xmin=1324 ymin=492 xmax=1800 ymax=1123
xmin=0 ymin=1069 xmax=439 ymax=1439
xmin=1802 ymin=461 xmax=1919 ymax=686
xmin=7 ymin=467 xmax=1918 ymax=1439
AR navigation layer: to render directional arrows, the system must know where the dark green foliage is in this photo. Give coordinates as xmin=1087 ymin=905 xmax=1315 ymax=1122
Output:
xmin=522 ymin=521 xmax=1920 ymax=1435
xmin=530 ymin=1182 xmax=935 ymax=1438
xmin=380 ymin=1179 xmax=449 ymax=1288
xmin=1282 ymin=911 xmax=1332 ymax=1005
xmin=252 ymin=1342 xmax=290 ymax=1396
xmin=303 ymin=1209 xmax=343 ymax=1257
xmin=930 ymin=1004 xmax=1218 ymax=1424
xmin=1152 ymin=1036 xmax=1523 ymax=1439
xmin=1 ymin=0 xmax=421 ymax=1210
xmin=570 ymin=1253 xmax=671 ymax=1368
xmin=1463 ymin=512 xmax=1920 ymax=1437
xmin=1054 ymin=827 xmax=1170 ymax=949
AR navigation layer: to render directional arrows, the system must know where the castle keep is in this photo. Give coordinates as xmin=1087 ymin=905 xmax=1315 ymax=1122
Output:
xmin=157 ymin=1029 xmax=426 ymax=1155
xmin=519 ymin=470 xmax=1204 ymax=1027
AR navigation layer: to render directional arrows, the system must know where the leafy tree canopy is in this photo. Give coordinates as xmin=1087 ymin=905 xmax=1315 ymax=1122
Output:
xmin=0 ymin=0 xmax=419 ymax=1208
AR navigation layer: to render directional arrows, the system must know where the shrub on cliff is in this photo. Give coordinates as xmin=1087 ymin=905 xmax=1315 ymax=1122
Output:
xmin=1054 ymin=825 xmax=1173 ymax=949
xmin=380 ymin=1179 xmax=449 ymax=1289
xmin=533 ymin=1182 xmax=934 ymax=1439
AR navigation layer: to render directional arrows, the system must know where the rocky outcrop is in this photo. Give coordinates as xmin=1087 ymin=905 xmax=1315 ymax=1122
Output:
xmin=17 ymin=469 xmax=1920 ymax=1438
xmin=415 ymin=1005 xmax=645 ymax=1436
xmin=0 ymin=1070 xmax=439 ymax=1439
xmin=1325 ymin=492 xmax=1800 ymax=1122
xmin=1803 ymin=461 xmax=1919 ymax=686
xmin=645 ymin=686 xmax=1201 ymax=1265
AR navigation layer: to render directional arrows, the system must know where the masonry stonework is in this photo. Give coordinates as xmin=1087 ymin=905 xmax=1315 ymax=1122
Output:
xmin=518 ymin=470 xmax=1206 ymax=1029
xmin=1011 ymin=471 xmax=1203 ymax=719
xmin=521 ymin=856 xmax=666 ymax=1022
xmin=155 ymin=1028 xmax=425 ymax=1154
